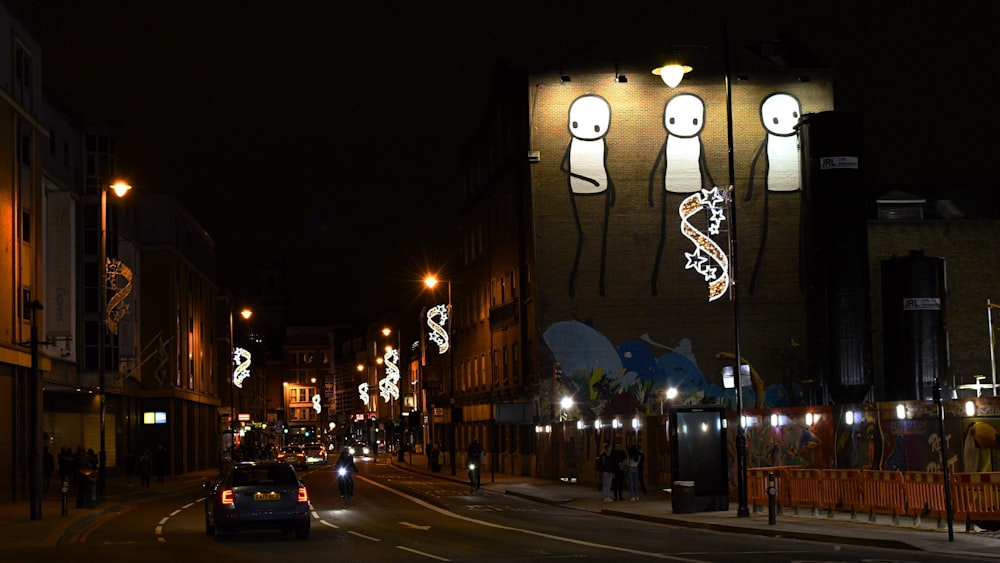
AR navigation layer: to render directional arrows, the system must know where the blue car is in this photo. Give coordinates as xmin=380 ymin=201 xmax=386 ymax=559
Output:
xmin=203 ymin=461 xmax=311 ymax=540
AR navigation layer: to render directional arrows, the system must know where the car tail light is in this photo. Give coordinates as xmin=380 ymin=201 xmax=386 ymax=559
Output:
xmin=221 ymin=488 xmax=234 ymax=506
xmin=297 ymin=486 xmax=309 ymax=503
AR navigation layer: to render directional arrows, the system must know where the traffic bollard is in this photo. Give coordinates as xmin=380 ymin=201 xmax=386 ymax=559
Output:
xmin=61 ymin=479 xmax=69 ymax=516
xmin=767 ymin=471 xmax=777 ymax=525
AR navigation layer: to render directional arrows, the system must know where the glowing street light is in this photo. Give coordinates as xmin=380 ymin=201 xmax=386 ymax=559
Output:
xmin=423 ymin=273 xmax=456 ymax=475
xmin=98 ymin=180 xmax=131 ymax=503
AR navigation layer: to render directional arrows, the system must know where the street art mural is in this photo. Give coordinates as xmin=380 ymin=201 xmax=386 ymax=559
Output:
xmin=963 ymin=420 xmax=1000 ymax=471
xmin=744 ymin=92 xmax=803 ymax=294
xmin=560 ymin=94 xmax=614 ymax=298
xmin=649 ymin=94 xmax=716 ymax=296
xmin=541 ymin=320 xmax=808 ymax=418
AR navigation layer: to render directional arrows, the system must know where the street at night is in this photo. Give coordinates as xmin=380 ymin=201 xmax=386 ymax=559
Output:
xmin=3 ymin=457 xmax=997 ymax=562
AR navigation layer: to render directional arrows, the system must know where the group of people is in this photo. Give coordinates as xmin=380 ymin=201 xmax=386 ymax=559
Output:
xmin=123 ymin=444 xmax=168 ymax=487
xmin=597 ymin=441 xmax=646 ymax=502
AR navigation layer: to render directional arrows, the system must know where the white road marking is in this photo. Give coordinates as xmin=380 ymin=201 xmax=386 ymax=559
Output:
xmin=399 ymin=521 xmax=432 ymax=530
xmin=396 ymin=545 xmax=451 ymax=561
xmin=356 ymin=474 xmax=708 ymax=562
xmin=320 ymin=520 xmax=340 ymax=528
xmin=348 ymin=530 xmax=381 ymax=541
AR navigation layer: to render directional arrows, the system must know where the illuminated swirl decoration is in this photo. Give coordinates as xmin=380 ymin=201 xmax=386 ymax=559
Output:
xmin=426 ymin=304 xmax=450 ymax=354
xmin=106 ymin=258 xmax=133 ymax=334
xmin=358 ymin=382 xmax=370 ymax=406
xmin=312 ymin=394 xmax=322 ymax=414
xmin=379 ymin=347 xmax=401 ymax=402
xmin=678 ymin=187 xmax=730 ymax=301
xmin=232 ymin=347 xmax=252 ymax=388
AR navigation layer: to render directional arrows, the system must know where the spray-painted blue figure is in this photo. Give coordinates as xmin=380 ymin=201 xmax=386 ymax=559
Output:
xmin=560 ymin=94 xmax=614 ymax=297
xmin=648 ymin=93 xmax=715 ymax=296
xmin=744 ymin=92 xmax=802 ymax=293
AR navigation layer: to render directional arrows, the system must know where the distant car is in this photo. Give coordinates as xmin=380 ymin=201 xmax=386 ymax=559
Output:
xmin=347 ymin=442 xmax=370 ymax=457
xmin=203 ymin=461 xmax=310 ymax=540
xmin=303 ymin=443 xmax=327 ymax=465
xmin=276 ymin=445 xmax=307 ymax=469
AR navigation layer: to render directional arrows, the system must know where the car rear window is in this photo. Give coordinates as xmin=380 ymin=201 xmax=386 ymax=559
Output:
xmin=232 ymin=466 xmax=298 ymax=486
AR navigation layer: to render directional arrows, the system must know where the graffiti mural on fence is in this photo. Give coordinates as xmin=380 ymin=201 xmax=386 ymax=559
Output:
xmin=962 ymin=420 xmax=1000 ymax=471
xmin=541 ymin=320 xmax=806 ymax=418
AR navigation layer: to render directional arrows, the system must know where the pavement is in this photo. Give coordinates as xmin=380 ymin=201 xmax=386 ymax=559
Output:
xmin=3 ymin=454 xmax=1000 ymax=559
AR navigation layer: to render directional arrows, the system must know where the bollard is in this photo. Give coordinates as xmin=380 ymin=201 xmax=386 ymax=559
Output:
xmin=767 ymin=471 xmax=777 ymax=525
xmin=61 ymin=479 xmax=69 ymax=517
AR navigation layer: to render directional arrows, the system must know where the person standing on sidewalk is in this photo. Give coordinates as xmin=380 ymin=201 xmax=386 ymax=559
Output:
xmin=636 ymin=443 xmax=648 ymax=497
xmin=153 ymin=443 xmax=168 ymax=483
xmin=625 ymin=445 xmax=642 ymax=501
xmin=610 ymin=441 xmax=627 ymax=501
xmin=139 ymin=449 xmax=152 ymax=487
xmin=598 ymin=443 xmax=614 ymax=502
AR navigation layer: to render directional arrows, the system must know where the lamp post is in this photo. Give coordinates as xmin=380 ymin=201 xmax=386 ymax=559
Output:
xmin=424 ymin=274 xmax=456 ymax=475
xmin=98 ymin=180 xmax=131 ymax=504
xmin=382 ymin=326 xmax=402 ymax=455
xmin=656 ymin=25 xmax=749 ymax=517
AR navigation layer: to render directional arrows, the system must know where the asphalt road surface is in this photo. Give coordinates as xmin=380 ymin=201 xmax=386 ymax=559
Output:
xmin=8 ymin=458 xmax=994 ymax=562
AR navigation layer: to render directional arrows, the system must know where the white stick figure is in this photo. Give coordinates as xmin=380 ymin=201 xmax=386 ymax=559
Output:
xmin=648 ymin=93 xmax=715 ymax=296
xmin=745 ymin=92 xmax=802 ymax=294
xmin=560 ymin=94 xmax=614 ymax=297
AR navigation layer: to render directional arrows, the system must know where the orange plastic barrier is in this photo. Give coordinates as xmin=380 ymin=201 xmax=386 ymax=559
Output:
xmin=741 ymin=469 xmax=1000 ymax=527
xmin=902 ymin=471 xmax=948 ymax=525
xmin=951 ymin=472 xmax=1000 ymax=526
xmin=818 ymin=469 xmax=863 ymax=518
xmin=860 ymin=470 xmax=905 ymax=524
xmin=747 ymin=467 xmax=788 ymax=512
xmin=785 ymin=468 xmax=822 ymax=516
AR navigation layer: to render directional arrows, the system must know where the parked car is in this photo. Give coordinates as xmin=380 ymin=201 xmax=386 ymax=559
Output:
xmin=276 ymin=445 xmax=307 ymax=469
xmin=203 ymin=461 xmax=310 ymax=540
xmin=303 ymin=443 xmax=327 ymax=465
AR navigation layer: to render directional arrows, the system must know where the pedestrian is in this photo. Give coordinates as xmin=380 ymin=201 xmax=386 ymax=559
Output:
xmin=43 ymin=446 xmax=55 ymax=493
xmin=154 ymin=443 xmax=168 ymax=483
xmin=598 ymin=443 xmax=614 ymax=502
xmin=625 ymin=445 xmax=642 ymax=501
xmin=610 ymin=441 xmax=627 ymax=501
xmin=636 ymin=443 xmax=648 ymax=496
xmin=139 ymin=449 xmax=152 ymax=487
xmin=124 ymin=451 xmax=136 ymax=487
xmin=429 ymin=442 xmax=441 ymax=472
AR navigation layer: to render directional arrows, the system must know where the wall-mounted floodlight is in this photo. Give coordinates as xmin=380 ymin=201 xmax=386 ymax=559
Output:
xmin=652 ymin=62 xmax=692 ymax=88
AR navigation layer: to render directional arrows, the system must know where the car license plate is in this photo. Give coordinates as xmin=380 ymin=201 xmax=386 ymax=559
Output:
xmin=254 ymin=492 xmax=281 ymax=501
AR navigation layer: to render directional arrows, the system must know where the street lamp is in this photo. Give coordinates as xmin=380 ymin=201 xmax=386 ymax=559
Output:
xmin=98 ymin=180 xmax=131 ymax=503
xmin=658 ymin=25 xmax=749 ymax=517
xmin=423 ymin=274 xmax=456 ymax=475
xmin=225 ymin=304 xmax=253 ymax=462
xmin=382 ymin=327 xmax=402 ymax=455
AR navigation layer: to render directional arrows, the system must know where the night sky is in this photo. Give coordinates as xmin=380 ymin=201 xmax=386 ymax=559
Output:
xmin=6 ymin=2 xmax=995 ymax=324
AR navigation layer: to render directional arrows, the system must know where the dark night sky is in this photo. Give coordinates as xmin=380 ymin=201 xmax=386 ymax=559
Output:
xmin=6 ymin=2 xmax=996 ymax=324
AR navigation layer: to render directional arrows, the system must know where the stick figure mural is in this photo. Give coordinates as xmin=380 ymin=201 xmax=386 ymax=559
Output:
xmin=648 ymin=93 xmax=716 ymax=296
xmin=744 ymin=92 xmax=802 ymax=294
xmin=560 ymin=94 xmax=614 ymax=297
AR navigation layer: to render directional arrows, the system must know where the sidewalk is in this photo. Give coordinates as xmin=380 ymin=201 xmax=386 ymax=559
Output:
xmin=0 ymin=470 xmax=217 ymax=549
xmin=2 ymin=455 xmax=999 ymax=559
xmin=388 ymin=452 xmax=1000 ymax=560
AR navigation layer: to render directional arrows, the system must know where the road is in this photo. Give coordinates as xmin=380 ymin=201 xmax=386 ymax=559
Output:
xmin=7 ymin=458 xmax=994 ymax=562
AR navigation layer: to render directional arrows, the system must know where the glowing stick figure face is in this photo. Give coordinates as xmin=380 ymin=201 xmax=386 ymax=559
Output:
xmin=568 ymin=95 xmax=611 ymax=141
xmin=664 ymin=94 xmax=705 ymax=138
xmin=760 ymin=93 xmax=801 ymax=136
